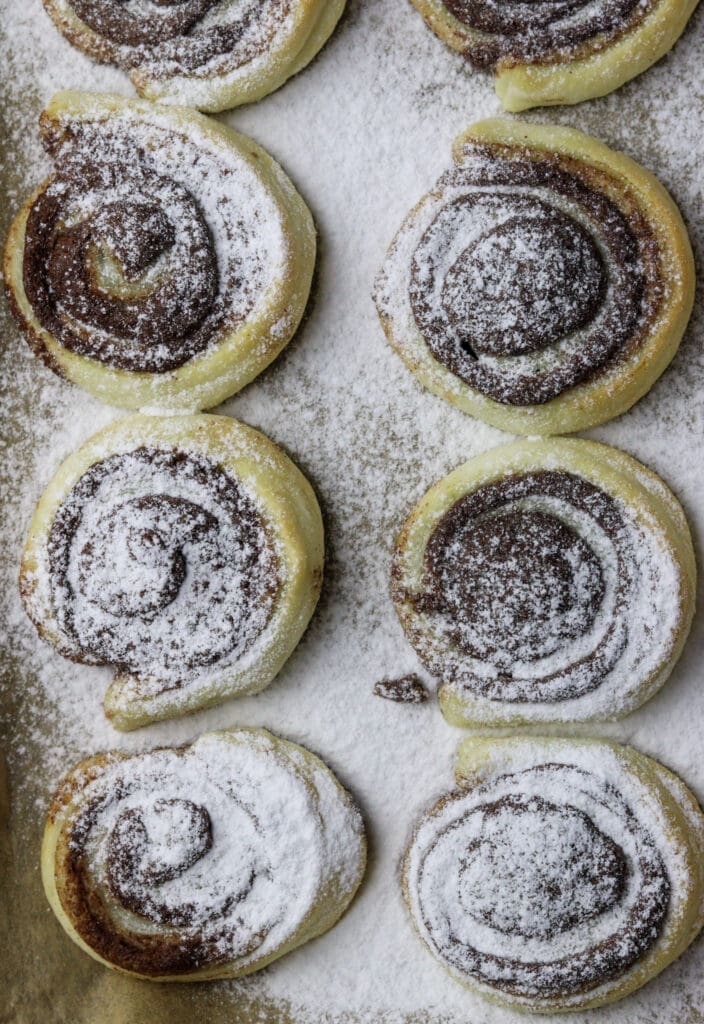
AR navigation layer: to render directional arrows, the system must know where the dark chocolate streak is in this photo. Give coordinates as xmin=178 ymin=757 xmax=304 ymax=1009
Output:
xmin=418 ymin=764 xmax=670 ymax=998
xmin=47 ymin=447 xmax=278 ymax=683
xmin=442 ymin=0 xmax=654 ymax=68
xmin=408 ymin=146 xmax=661 ymax=407
xmin=405 ymin=470 xmax=632 ymax=702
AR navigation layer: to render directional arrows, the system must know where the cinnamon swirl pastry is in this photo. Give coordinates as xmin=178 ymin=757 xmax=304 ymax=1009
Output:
xmin=392 ymin=438 xmax=695 ymax=727
xmin=42 ymin=727 xmax=366 ymax=979
xmin=374 ymin=120 xmax=694 ymax=435
xmin=42 ymin=1 xmax=346 ymax=111
xmin=408 ymin=0 xmax=700 ymax=110
xmin=20 ymin=414 xmax=324 ymax=730
xmin=3 ymin=92 xmax=316 ymax=411
xmin=403 ymin=736 xmax=704 ymax=1011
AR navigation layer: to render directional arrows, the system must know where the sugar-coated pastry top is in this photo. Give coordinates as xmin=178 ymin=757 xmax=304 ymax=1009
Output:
xmin=43 ymin=728 xmax=366 ymax=978
xmin=403 ymin=737 xmax=704 ymax=1011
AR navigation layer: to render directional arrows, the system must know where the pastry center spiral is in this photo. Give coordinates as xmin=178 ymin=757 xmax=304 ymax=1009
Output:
xmin=414 ymin=470 xmax=636 ymax=703
xmin=458 ymin=794 xmax=626 ymax=938
xmin=108 ymin=798 xmax=214 ymax=922
xmin=442 ymin=203 xmax=605 ymax=356
xmin=69 ymin=0 xmax=220 ymax=47
xmin=439 ymin=508 xmax=604 ymax=664
xmin=76 ymin=495 xmax=217 ymax=621
xmin=47 ymin=448 xmax=279 ymax=684
xmin=22 ymin=117 xmax=281 ymax=374
xmin=405 ymin=151 xmax=651 ymax=407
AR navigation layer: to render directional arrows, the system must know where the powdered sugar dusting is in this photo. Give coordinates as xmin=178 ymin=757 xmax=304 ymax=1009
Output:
xmin=58 ymin=727 xmax=364 ymax=973
xmin=397 ymin=461 xmax=688 ymax=723
xmin=2 ymin=1 xmax=704 ymax=1022
xmin=405 ymin=738 xmax=696 ymax=1010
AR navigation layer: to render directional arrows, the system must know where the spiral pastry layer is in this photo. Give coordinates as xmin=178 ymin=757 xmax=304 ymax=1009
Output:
xmin=407 ymin=0 xmax=700 ymax=110
xmin=20 ymin=414 xmax=324 ymax=730
xmin=3 ymin=91 xmax=316 ymax=411
xmin=374 ymin=120 xmax=694 ymax=435
xmin=42 ymin=1 xmax=346 ymax=111
xmin=403 ymin=736 xmax=704 ymax=1011
xmin=392 ymin=438 xmax=695 ymax=727
xmin=42 ymin=727 xmax=366 ymax=979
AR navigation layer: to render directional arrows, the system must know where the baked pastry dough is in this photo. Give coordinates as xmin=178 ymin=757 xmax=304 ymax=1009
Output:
xmin=20 ymin=414 xmax=324 ymax=730
xmin=43 ymin=727 xmax=366 ymax=980
xmin=374 ymin=119 xmax=694 ymax=435
xmin=403 ymin=735 xmax=704 ymax=1012
xmin=408 ymin=0 xmax=700 ymax=111
xmin=4 ymin=92 xmax=315 ymax=412
xmin=42 ymin=1 xmax=346 ymax=112
xmin=392 ymin=438 xmax=695 ymax=727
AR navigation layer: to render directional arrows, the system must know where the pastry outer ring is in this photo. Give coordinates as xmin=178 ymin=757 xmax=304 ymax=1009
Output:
xmin=402 ymin=735 xmax=704 ymax=1012
xmin=3 ymin=91 xmax=316 ymax=412
xmin=391 ymin=437 xmax=696 ymax=727
xmin=20 ymin=413 xmax=324 ymax=730
xmin=374 ymin=119 xmax=695 ymax=436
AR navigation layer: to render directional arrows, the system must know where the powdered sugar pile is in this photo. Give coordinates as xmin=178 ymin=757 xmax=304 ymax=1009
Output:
xmin=2 ymin=1 xmax=704 ymax=1022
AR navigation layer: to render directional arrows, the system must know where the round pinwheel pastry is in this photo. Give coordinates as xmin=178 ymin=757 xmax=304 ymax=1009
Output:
xmin=407 ymin=0 xmax=700 ymax=111
xmin=374 ymin=120 xmax=694 ymax=435
xmin=403 ymin=735 xmax=704 ymax=1011
xmin=20 ymin=414 xmax=324 ymax=730
xmin=392 ymin=438 xmax=695 ymax=727
xmin=43 ymin=727 xmax=366 ymax=979
xmin=4 ymin=92 xmax=316 ymax=412
xmin=42 ymin=1 xmax=346 ymax=112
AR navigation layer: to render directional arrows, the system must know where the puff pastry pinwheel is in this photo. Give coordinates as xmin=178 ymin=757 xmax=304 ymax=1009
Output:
xmin=407 ymin=0 xmax=700 ymax=111
xmin=374 ymin=120 xmax=694 ymax=435
xmin=42 ymin=1 xmax=346 ymax=112
xmin=20 ymin=414 xmax=324 ymax=730
xmin=43 ymin=727 xmax=366 ymax=980
xmin=403 ymin=735 xmax=704 ymax=1012
xmin=4 ymin=92 xmax=316 ymax=412
xmin=392 ymin=438 xmax=695 ymax=728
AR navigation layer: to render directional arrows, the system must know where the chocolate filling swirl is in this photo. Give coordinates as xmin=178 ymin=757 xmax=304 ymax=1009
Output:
xmin=408 ymin=144 xmax=661 ymax=407
xmin=441 ymin=0 xmax=657 ymax=67
xmin=46 ymin=448 xmax=279 ymax=688
xmin=48 ymin=0 xmax=292 ymax=77
xmin=403 ymin=470 xmax=636 ymax=704
xmin=409 ymin=762 xmax=670 ymax=998
xmin=52 ymin=731 xmax=364 ymax=977
xmin=22 ymin=117 xmax=275 ymax=373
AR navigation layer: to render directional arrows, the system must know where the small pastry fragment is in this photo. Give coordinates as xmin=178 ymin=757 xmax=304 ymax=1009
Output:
xmin=20 ymin=414 xmax=324 ymax=730
xmin=374 ymin=674 xmax=429 ymax=704
xmin=374 ymin=119 xmax=694 ymax=435
xmin=42 ymin=1 xmax=347 ymax=112
xmin=403 ymin=735 xmax=704 ymax=1012
xmin=43 ymin=727 xmax=366 ymax=979
xmin=4 ymin=92 xmax=316 ymax=411
xmin=392 ymin=438 xmax=695 ymax=727
xmin=407 ymin=0 xmax=700 ymax=111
